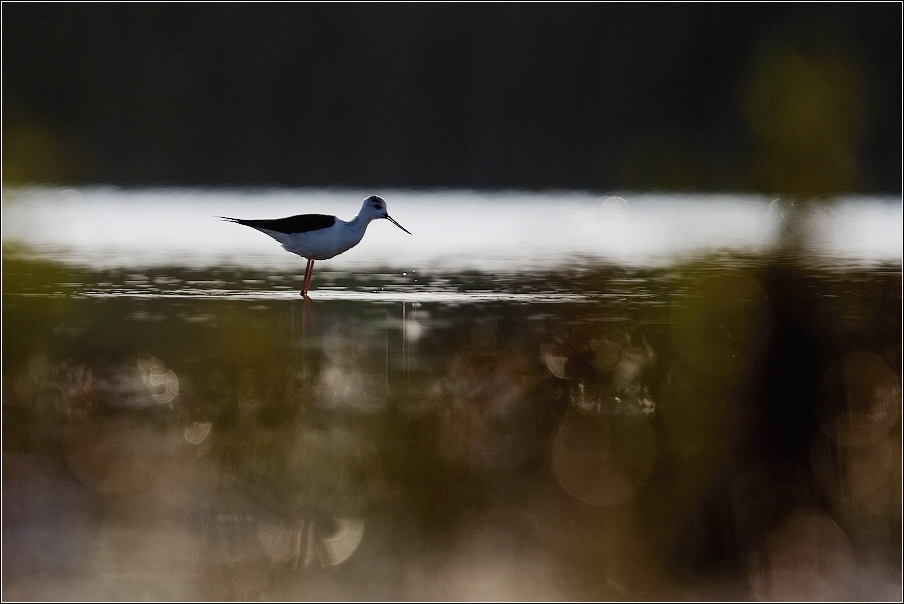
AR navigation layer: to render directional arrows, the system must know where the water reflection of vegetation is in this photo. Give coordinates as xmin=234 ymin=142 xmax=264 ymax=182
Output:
xmin=2 ymin=254 xmax=900 ymax=599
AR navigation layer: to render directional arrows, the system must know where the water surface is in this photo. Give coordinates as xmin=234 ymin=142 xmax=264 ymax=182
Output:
xmin=3 ymin=188 xmax=901 ymax=600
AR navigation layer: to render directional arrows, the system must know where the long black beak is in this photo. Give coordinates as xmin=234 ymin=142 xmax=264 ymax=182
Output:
xmin=386 ymin=214 xmax=412 ymax=235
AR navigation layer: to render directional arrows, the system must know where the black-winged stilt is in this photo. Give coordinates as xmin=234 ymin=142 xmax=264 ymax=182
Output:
xmin=220 ymin=195 xmax=411 ymax=296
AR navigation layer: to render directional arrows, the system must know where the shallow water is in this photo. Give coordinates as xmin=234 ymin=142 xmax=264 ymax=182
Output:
xmin=2 ymin=188 xmax=901 ymax=600
xmin=3 ymin=187 xmax=901 ymax=270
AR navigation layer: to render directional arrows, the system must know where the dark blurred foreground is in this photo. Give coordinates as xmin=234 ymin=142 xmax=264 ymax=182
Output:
xmin=2 ymin=251 xmax=900 ymax=600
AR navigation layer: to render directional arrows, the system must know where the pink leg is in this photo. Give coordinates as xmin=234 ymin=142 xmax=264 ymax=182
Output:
xmin=301 ymin=258 xmax=315 ymax=296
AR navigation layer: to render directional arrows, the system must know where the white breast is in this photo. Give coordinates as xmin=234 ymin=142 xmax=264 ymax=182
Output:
xmin=260 ymin=220 xmax=367 ymax=260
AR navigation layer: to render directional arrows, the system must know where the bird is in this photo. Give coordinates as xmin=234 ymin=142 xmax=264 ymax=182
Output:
xmin=220 ymin=195 xmax=411 ymax=296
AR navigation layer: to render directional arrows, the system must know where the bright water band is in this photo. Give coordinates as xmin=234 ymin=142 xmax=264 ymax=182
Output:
xmin=3 ymin=189 xmax=901 ymax=271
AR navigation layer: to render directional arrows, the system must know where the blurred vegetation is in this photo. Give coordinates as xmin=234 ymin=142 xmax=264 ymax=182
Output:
xmin=2 ymin=252 xmax=900 ymax=599
xmin=2 ymin=4 xmax=899 ymax=193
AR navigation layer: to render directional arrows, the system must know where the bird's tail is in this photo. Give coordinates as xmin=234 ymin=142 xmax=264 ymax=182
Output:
xmin=217 ymin=216 xmax=245 ymax=225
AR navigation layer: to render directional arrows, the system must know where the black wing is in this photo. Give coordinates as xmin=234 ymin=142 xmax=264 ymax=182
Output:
xmin=220 ymin=214 xmax=336 ymax=234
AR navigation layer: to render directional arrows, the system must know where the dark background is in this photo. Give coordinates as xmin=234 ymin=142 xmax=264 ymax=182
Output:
xmin=2 ymin=3 xmax=901 ymax=194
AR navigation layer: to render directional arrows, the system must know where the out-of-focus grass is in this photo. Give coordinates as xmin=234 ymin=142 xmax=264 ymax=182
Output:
xmin=2 ymin=252 xmax=900 ymax=600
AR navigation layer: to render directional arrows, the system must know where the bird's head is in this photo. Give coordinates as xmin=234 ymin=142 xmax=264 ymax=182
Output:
xmin=361 ymin=195 xmax=411 ymax=234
